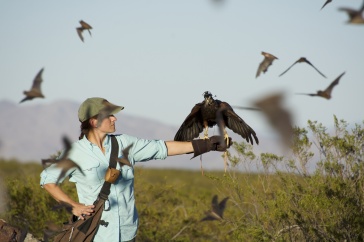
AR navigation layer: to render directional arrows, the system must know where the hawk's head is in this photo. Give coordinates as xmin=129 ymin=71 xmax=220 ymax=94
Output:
xmin=203 ymin=91 xmax=213 ymax=99
xmin=203 ymin=91 xmax=215 ymax=105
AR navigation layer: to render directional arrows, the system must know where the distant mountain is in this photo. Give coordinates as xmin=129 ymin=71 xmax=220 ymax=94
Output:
xmin=0 ymin=99 xmax=177 ymax=159
xmin=2 ymin=99 xmax=272 ymax=171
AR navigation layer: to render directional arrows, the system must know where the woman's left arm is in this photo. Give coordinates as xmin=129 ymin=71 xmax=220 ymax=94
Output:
xmin=165 ymin=141 xmax=193 ymax=156
xmin=165 ymin=136 xmax=232 ymax=157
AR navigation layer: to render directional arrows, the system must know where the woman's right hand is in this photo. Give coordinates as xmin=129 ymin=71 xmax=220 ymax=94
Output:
xmin=72 ymin=203 xmax=95 ymax=220
xmin=43 ymin=183 xmax=96 ymax=220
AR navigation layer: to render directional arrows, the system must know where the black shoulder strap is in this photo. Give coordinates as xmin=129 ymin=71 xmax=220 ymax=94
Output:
xmin=99 ymin=135 xmax=119 ymax=199
xmin=109 ymin=135 xmax=118 ymax=169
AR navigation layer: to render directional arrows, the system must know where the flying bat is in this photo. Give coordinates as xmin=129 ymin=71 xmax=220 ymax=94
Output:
xmin=201 ymin=195 xmax=229 ymax=221
xmin=52 ymin=201 xmax=73 ymax=214
xmin=174 ymin=91 xmax=259 ymax=146
xmin=253 ymin=92 xmax=294 ymax=148
xmin=256 ymin=51 xmax=278 ymax=78
xmin=321 ymin=0 xmax=332 ymax=10
xmin=76 ymin=20 xmax=92 ymax=42
xmin=41 ymin=136 xmax=72 ymax=168
xmin=338 ymin=6 xmax=364 ymax=24
xmin=215 ymin=107 xmax=230 ymax=172
xmin=20 ymin=68 xmax=45 ymax=103
xmin=117 ymin=144 xmax=133 ymax=167
xmin=231 ymin=106 xmax=261 ymax=111
xmin=41 ymin=136 xmax=84 ymax=184
xmin=210 ymin=0 xmax=225 ymax=6
xmin=279 ymin=57 xmax=326 ymax=78
xmin=296 ymin=72 xmax=345 ymax=99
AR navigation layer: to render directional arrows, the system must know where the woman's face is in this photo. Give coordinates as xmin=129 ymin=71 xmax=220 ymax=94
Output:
xmin=96 ymin=115 xmax=117 ymax=133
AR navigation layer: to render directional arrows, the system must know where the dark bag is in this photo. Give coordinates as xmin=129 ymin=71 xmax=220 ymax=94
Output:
xmin=0 ymin=219 xmax=27 ymax=242
xmin=53 ymin=136 xmax=119 ymax=242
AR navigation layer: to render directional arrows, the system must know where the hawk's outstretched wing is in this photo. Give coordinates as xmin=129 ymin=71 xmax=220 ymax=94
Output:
xmin=174 ymin=103 xmax=204 ymax=141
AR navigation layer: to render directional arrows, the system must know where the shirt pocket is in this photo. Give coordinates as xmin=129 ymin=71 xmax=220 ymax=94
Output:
xmin=79 ymin=162 xmax=104 ymax=185
xmin=120 ymin=165 xmax=134 ymax=181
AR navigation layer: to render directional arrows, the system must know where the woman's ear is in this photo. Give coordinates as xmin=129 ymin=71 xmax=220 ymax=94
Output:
xmin=89 ymin=118 xmax=98 ymax=128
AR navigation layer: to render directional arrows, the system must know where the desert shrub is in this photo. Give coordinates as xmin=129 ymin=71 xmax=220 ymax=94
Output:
xmin=1 ymin=116 xmax=363 ymax=241
xmin=134 ymin=169 xmax=235 ymax=242
xmin=211 ymin=116 xmax=364 ymax=241
xmin=0 ymin=161 xmax=77 ymax=239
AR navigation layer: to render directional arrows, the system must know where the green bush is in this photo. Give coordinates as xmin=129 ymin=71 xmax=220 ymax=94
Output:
xmin=0 ymin=161 xmax=77 ymax=239
xmin=214 ymin=116 xmax=364 ymax=241
xmin=1 ymin=116 xmax=363 ymax=241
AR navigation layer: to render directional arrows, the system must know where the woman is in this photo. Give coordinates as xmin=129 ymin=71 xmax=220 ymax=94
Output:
xmin=40 ymin=97 xmax=231 ymax=242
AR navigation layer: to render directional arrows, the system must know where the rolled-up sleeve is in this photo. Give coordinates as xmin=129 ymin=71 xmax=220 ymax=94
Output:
xmin=40 ymin=164 xmax=74 ymax=187
xmin=118 ymin=134 xmax=168 ymax=164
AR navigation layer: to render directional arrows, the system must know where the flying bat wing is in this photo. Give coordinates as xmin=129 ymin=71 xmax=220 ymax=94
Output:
xmin=303 ymin=58 xmax=327 ymax=78
xmin=117 ymin=144 xmax=133 ymax=167
xmin=322 ymin=71 xmax=345 ymax=96
xmin=279 ymin=61 xmax=298 ymax=77
xmin=30 ymin=68 xmax=44 ymax=92
xmin=76 ymin=27 xmax=84 ymax=42
xmin=321 ymin=0 xmax=332 ymax=10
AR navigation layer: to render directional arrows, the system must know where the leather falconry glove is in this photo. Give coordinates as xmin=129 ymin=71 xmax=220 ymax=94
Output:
xmin=191 ymin=135 xmax=232 ymax=159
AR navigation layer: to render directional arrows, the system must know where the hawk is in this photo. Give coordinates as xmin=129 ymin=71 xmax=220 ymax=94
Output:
xmin=174 ymin=91 xmax=259 ymax=146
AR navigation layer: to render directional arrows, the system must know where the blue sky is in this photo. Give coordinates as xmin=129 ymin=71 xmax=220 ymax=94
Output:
xmin=1 ymin=0 xmax=363 ymax=137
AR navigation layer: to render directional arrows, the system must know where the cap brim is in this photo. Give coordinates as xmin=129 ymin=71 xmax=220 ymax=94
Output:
xmin=110 ymin=105 xmax=124 ymax=116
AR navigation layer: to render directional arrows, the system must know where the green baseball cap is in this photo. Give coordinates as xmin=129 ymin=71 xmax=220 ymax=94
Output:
xmin=78 ymin=97 xmax=124 ymax=122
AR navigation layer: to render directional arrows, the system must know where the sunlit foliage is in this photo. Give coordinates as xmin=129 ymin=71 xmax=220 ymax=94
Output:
xmin=1 ymin=116 xmax=363 ymax=241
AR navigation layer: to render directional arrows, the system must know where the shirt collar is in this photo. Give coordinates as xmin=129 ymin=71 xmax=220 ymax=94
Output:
xmin=81 ymin=135 xmax=111 ymax=153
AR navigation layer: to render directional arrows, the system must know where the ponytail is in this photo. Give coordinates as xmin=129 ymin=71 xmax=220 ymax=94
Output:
xmin=79 ymin=119 xmax=91 ymax=140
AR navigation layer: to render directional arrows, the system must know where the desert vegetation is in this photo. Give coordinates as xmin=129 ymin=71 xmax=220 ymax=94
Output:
xmin=0 ymin=116 xmax=363 ymax=241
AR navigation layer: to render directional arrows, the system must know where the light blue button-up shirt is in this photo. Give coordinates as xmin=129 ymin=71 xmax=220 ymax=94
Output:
xmin=40 ymin=134 xmax=168 ymax=241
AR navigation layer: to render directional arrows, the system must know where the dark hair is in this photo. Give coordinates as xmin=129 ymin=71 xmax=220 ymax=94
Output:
xmin=79 ymin=119 xmax=91 ymax=140
xmin=79 ymin=114 xmax=100 ymax=140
